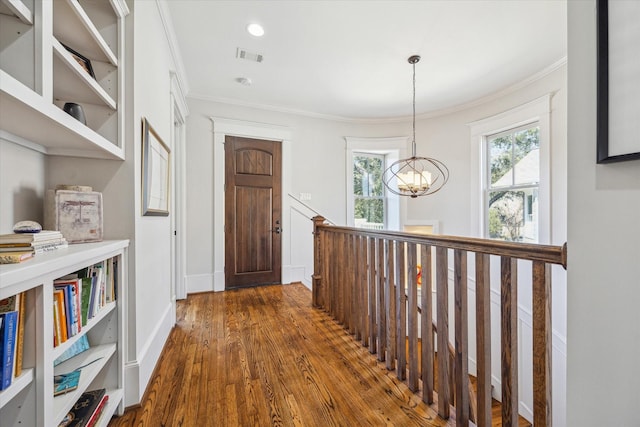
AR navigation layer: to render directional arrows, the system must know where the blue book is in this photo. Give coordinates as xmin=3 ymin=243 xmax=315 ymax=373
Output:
xmin=0 ymin=311 xmax=18 ymax=390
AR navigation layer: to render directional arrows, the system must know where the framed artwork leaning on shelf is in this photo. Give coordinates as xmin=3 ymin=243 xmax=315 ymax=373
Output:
xmin=141 ymin=117 xmax=171 ymax=216
xmin=61 ymin=43 xmax=96 ymax=79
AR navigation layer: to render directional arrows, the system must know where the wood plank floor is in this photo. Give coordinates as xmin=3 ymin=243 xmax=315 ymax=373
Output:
xmin=109 ymin=283 xmax=455 ymax=427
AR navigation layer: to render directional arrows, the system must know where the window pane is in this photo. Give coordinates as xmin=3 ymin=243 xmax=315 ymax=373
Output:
xmin=489 ymin=134 xmax=513 ymax=187
xmin=354 ymin=198 xmax=384 ymax=229
xmin=354 ymin=155 xmax=383 ymax=197
xmin=513 ymin=127 xmax=540 ymax=185
xmin=488 ymin=189 xmax=538 ymax=243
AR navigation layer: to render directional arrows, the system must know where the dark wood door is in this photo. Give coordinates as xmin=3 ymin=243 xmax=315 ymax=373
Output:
xmin=225 ymin=136 xmax=282 ymax=288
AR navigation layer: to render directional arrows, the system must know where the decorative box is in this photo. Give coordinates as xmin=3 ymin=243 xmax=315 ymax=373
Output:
xmin=45 ymin=189 xmax=103 ymax=243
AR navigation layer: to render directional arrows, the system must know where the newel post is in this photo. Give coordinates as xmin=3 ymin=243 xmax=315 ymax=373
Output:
xmin=312 ymin=216 xmax=326 ymax=308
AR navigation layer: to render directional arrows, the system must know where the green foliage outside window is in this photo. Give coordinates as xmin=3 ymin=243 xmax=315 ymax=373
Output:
xmin=353 ymin=154 xmax=384 ymax=225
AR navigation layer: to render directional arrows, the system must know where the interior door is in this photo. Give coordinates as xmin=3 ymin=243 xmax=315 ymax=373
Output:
xmin=224 ymin=136 xmax=282 ymax=288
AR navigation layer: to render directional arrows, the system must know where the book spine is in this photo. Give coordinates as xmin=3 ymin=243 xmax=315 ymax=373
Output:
xmin=86 ymin=394 xmax=109 ymax=427
xmin=14 ymin=292 xmax=25 ymax=378
xmin=0 ymin=311 xmax=18 ymax=390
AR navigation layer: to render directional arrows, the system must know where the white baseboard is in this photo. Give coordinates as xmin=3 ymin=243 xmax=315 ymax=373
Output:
xmin=124 ymin=303 xmax=174 ymax=406
xmin=186 ymin=273 xmax=215 ymax=293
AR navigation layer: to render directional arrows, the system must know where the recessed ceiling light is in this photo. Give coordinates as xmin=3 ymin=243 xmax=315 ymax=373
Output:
xmin=247 ymin=23 xmax=264 ymax=37
xmin=236 ymin=77 xmax=252 ymax=86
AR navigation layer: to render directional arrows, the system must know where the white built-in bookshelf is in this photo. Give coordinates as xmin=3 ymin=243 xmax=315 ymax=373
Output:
xmin=1 ymin=1 xmax=130 ymax=423
xmin=0 ymin=240 xmax=129 ymax=427
xmin=0 ymin=0 xmax=129 ymax=159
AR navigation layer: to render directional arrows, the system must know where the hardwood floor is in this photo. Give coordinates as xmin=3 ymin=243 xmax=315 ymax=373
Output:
xmin=109 ymin=283 xmax=531 ymax=426
xmin=109 ymin=283 xmax=455 ymax=426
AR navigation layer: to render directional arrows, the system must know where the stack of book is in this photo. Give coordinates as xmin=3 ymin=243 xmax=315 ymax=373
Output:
xmin=53 ymin=260 xmax=117 ymax=347
xmin=58 ymin=388 xmax=109 ymax=427
xmin=0 ymin=292 xmax=26 ymax=390
xmin=0 ymin=230 xmax=68 ymax=263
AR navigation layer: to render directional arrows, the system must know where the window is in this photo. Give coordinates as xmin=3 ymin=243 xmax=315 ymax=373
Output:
xmin=469 ymin=95 xmax=551 ymax=244
xmin=353 ymin=153 xmax=385 ymax=229
xmin=345 ymin=136 xmax=407 ymax=231
xmin=487 ymin=124 xmax=540 ymax=242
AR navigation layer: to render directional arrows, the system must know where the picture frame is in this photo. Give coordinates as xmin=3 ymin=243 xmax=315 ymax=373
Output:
xmin=61 ymin=43 xmax=96 ymax=79
xmin=142 ymin=118 xmax=171 ymax=216
xmin=596 ymin=0 xmax=640 ymax=163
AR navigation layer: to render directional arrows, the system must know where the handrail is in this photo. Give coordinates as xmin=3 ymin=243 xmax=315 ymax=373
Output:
xmin=312 ymin=215 xmax=563 ymax=427
xmin=316 ymin=224 xmax=567 ymax=269
xmin=287 ymin=193 xmax=337 ymax=225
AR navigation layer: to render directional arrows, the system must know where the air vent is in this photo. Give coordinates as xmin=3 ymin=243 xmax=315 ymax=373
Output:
xmin=236 ymin=47 xmax=263 ymax=63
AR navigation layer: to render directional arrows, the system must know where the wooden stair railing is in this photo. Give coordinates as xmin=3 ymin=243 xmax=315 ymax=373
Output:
xmin=312 ymin=216 xmax=567 ymax=427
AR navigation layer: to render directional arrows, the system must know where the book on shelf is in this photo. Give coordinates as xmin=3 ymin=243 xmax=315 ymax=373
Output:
xmin=0 ymin=250 xmax=34 ymax=264
xmin=0 ymin=310 xmax=18 ymax=390
xmin=0 ymin=293 xmax=27 ymax=379
xmin=54 ymin=289 xmax=68 ymax=344
xmin=86 ymin=394 xmax=109 ymax=427
xmin=57 ymin=388 xmax=106 ymax=427
xmin=54 ymin=335 xmax=90 ymax=366
xmin=55 ymin=279 xmax=82 ymax=336
xmin=0 ymin=230 xmax=63 ymax=244
xmin=53 ymin=370 xmax=80 ymax=396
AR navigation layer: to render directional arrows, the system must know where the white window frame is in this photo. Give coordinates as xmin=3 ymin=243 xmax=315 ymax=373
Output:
xmin=486 ymin=123 xmax=541 ymax=242
xmin=345 ymin=136 xmax=409 ymax=231
xmin=469 ymin=95 xmax=552 ymax=244
xmin=353 ymin=152 xmax=387 ymax=229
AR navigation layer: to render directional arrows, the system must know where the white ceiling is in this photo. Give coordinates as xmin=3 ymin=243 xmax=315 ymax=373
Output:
xmin=164 ymin=0 xmax=567 ymax=120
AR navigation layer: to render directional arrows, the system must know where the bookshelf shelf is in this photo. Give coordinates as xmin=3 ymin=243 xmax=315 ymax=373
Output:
xmin=0 ymin=368 xmax=33 ymax=408
xmin=53 ymin=343 xmax=117 ymax=423
xmin=0 ymin=241 xmax=128 ymax=426
xmin=0 ymin=0 xmax=32 ymax=25
xmin=53 ymin=0 xmax=118 ymax=66
xmin=52 ymin=38 xmax=117 ymax=110
xmin=52 ymin=301 xmax=116 ymax=360
xmin=0 ymin=0 xmax=127 ymax=160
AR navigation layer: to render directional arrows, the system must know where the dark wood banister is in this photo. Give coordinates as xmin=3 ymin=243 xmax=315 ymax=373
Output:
xmin=312 ymin=215 xmax=566 ymax=427
xmin=315 ymin=224 xmax=567 ymax=269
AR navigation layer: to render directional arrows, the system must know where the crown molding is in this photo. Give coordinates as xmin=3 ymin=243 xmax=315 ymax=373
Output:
xmin=156 ymin=0 xmax=190 ymax=98
xmin=189 ymin=56 xmax=567 ymax=124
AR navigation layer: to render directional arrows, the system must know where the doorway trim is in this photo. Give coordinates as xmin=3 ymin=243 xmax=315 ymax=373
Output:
xmin=211 ymin=117 xmax=293 ymax=291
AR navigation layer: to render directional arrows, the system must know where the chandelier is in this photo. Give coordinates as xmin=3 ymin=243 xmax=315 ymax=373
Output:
xmin=383 ymin=55 xmax=449 ymax=198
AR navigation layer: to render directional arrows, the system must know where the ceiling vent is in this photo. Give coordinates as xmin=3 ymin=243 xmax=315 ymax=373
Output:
xmin=236 ymin=48 xmax=263 ymax=63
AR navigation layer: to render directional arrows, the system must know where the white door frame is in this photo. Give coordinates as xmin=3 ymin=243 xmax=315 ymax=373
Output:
xmin=170 ymin=72 xmax=188 ymax=300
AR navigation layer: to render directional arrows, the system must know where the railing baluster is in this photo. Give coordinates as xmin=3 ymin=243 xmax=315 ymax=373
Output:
xmin=396 ymin=241 xmax=407 ymax=381
xmin=360 ymin=236 xmax=369 ymax=348
xmin=386 ymin=239 xmax=396 ymax=370
xmin=475 ymin=253 xmax=492 ymax=427
xmin=454 ymin=249 xmax=469 ymax=426
xmin=377 ymin=238 xmax=386 ymax=362
xmin=407 ymin=242 xmax=419 ymax=391
xmin=353 ymin=235 xmax=362 ymax=341
xmin=369 ymin=237 xmax=377 ymax=354
xmin=533 ymin=261 xmax=552 ymax=427
xmin=311 ymin=221 xmax=566 ymax=427
xmin=436 ymin=246 xmax=450 ymax=419
xmin=421 ymin=244 xmax=434 ymax=404
xmin=501 ymin=256 xmax=518 ymax=427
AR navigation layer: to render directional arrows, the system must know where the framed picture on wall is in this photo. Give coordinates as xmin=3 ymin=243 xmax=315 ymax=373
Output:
xmin=596 ymin=0 xmax=640 ymax=163
xmin=142 ymin=117 xmax=171 ymax=216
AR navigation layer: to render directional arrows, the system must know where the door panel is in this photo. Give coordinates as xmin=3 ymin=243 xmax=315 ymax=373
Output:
xmin=225 ymin=136 xmax=282 ymax=288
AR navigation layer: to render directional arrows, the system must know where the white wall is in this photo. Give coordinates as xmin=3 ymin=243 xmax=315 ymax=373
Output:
xmin=567 ymin=2 xmax=640 ymax=426
xmin=0 ymin=137 xmax=46 ymax=232
xmin=124 ymin=0 xmax=178 ymax=406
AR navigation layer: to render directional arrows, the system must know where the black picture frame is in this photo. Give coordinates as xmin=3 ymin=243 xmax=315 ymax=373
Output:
xmin=142 ymin=118 xmax=171 ymax=216
xmin=61 ymin=43 xmax=96 ymax=79
xmin=596 ymin=0 xmax=640 ymax=163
